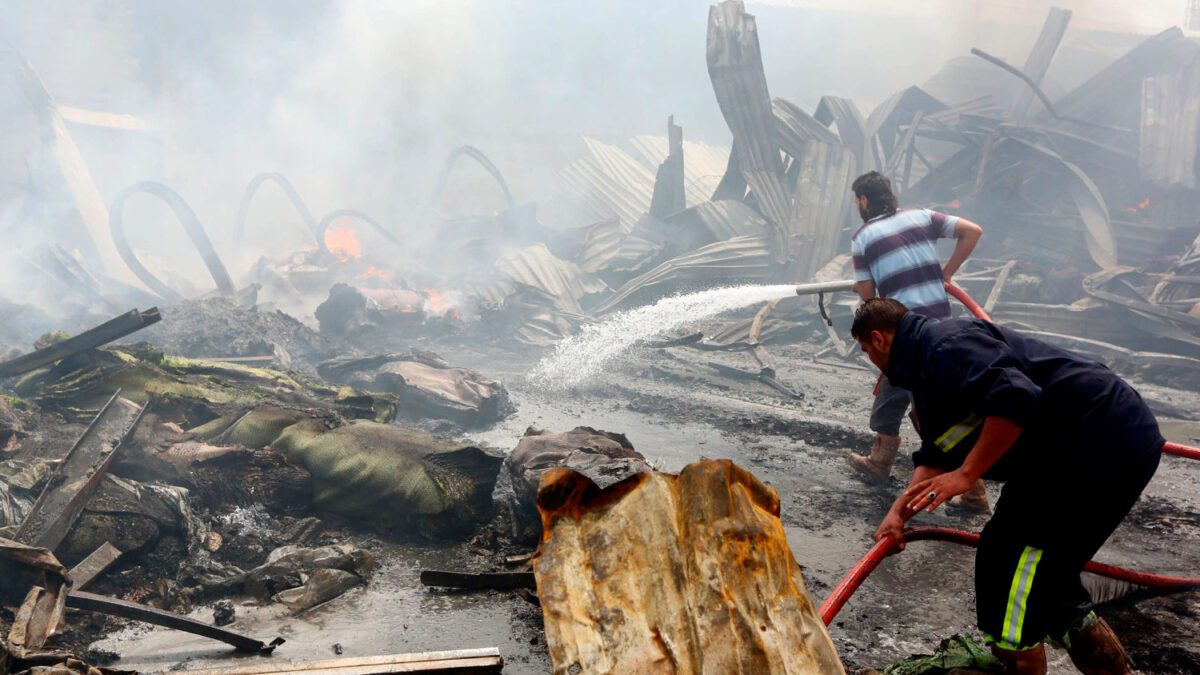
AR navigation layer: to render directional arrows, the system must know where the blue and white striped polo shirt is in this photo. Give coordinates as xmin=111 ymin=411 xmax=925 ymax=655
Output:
xmin=850 ymin=208 xmax=958 ymax=318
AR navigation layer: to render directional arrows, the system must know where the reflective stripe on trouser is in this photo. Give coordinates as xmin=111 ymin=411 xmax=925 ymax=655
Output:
xmin=1000 ymin=546 xmax=1043 ymax=648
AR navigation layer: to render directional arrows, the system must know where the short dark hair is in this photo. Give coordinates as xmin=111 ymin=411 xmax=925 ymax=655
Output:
xmin=852 ymin=171 xmax=899 ymax=220
xmin=850 ymin=298 xmax=909 ymax=340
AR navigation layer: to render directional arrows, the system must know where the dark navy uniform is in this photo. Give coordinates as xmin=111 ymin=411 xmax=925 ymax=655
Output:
xmin=886 ymin=312 xmax=1164 ymax=651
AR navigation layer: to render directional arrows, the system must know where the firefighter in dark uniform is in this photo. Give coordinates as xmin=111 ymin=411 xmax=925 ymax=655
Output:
xmin=852 ymin=298 xmax=1163 ymax=675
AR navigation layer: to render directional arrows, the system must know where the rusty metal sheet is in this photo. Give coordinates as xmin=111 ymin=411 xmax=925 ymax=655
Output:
xmin=1 ymin=538 xmax=71 ymax=658
xmin=15 ymin=394 xmax=143 ymax=553
xmin=534 ymin=459 xmax=843 ymax=674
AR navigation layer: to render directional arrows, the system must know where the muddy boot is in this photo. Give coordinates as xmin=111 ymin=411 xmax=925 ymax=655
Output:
xmin=1065 ymin=617 xmax=1132 ymax=675
xmin=846 ymin=434 xmax=900 ymax=482
xmin=989 ymin=643 xmax=1046 ymax=674
xmin=949 ymin=479 xmax=990 ymax=513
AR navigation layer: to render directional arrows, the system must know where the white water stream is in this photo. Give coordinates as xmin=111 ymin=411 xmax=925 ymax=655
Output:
xmin=529 ymin=284 xmax=798 ymax=389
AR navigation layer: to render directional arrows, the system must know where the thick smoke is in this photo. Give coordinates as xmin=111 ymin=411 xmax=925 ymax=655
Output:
xmin=0 ymin=0 xmax=1185 ymax=340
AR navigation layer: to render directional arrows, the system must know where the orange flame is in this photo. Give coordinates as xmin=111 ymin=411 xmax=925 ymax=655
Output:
xmin=421 ymin=289 xmax=461 ymax=320
xmin=356 ymin=266 xmax=393 ymax=281
xmin=325 ymin=220 xmax=362 ymax=262
xmin=1126 ymin=197 xmax=1152 ymax=213
xmin=948 ymin=199 xmax=962 ymax=209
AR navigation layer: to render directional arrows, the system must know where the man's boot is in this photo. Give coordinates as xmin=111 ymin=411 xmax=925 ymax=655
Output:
xmin=1065 ymin=617 xmax=1132 ymax=675
xmin=989 ymin=643 xmax=1046 ymax=674
xmin=949 ymin=479 xmax=990 ymax=513
xmin=846 ymin=433 xmax=900 ymax=482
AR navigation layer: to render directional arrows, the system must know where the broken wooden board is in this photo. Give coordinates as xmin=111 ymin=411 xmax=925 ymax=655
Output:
xmin=534 ymin=459 xmax=843 ymax=674
xmin=0 ymin=308 xmax=161 ymax=379
xmin=14 ymin=393 xmax=143 ymax=552
xmin=174 ymin=648 xmax=502 ymax=674
xmin=67 ymin=542 xmax=122 ymax=590
xmin=66 ymin=591 xmax=283 ymax=653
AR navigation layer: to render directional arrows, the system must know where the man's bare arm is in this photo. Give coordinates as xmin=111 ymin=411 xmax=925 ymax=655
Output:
xmin=854 ymin=280 xmax=876 ymax=301
xmin=875 ymin=464 xmax=944 ymax=548
xmin=942 ymin=218 xmax=983 ymax=282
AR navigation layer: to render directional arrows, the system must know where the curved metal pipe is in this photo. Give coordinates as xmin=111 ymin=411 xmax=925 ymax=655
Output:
xmin=230 ymin=172 xmax=320 ymax=257
xmin=428 ymin=145 xmax=516 ymax=216
xmin=109 ymin=181 xmax=235 ymax=303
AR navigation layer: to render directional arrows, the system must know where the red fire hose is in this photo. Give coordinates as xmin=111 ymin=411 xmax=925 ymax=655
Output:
xmin=819 ymin=527 xmax=1200 ymax=625
xmin=819 ymin=284 xmax=1200 ymax=625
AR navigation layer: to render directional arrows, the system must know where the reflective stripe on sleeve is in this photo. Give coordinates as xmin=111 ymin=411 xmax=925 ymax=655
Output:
xmin=934 ymin=413 xmax=982 ymax=453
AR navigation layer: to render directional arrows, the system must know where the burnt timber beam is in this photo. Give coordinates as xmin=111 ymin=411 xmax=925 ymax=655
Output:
xmin=67 ymin=542 xmax=123 ymax=590
xmin=0 ymin=308 xmax=161 ymax=379
xmin=14 ymin=394 xmax=143 ymax=552
xmin=65 ymin=591 xmax=283 ymax=653
xmin=420 ymin=570 xmax=536 ymax=591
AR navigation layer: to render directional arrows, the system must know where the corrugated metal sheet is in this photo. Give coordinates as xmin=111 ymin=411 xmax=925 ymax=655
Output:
xmin=690 ymin=199 xmax=769 ymax=241
xmin=814 ymin=96 xmax=867 ymax=168
xmin=773 ymin=98 xmax=840 ymax=158
xmin=576 ymin=217 xmax=623 ymax=274
xmin=1140 ymin=55 xmax=1200 ymax=189
xmin=559 ymin=137 xmax=656 ymax=232
xmin=707 ymin=1 xmax=784 ymax=177
xmin=743 ymin=171 xmax=793 ymax=234
xmin=494 ymin=243 xmax=608 ymax=314
xmin=594 ymin=234 xmax=774 ymax=314
xmin=787 ymin=140 xmax=856 ymax=280
xmin=628 ymin=135 xmax=730 ymax=206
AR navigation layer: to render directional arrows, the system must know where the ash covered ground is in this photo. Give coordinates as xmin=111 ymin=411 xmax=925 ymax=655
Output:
xmin=55 ymin=309 xmax=1199 ymax=675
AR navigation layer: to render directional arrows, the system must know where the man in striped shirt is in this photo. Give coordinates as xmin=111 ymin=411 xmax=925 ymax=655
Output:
xmin=846 ymin=171 xmax=987 ymax=510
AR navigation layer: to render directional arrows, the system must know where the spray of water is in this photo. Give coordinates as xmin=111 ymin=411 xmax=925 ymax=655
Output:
xmin=528 ymin=284 xmax=798 ymax=389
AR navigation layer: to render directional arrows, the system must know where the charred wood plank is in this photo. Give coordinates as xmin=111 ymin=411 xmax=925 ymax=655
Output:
xmin=174 ymin=649 xmax=502 ymax=674
xmin=0 ymin=308 xmax=160 ymax=379
xmin=65 ymin=590 xmax=283 ymax=652
xmin=67 ymin=542 xmax=122 ymax=590
xmin=14 ymin=394 xmax=143 ymax=552
xmin=420 ymin=570 xmax=536 ymax=591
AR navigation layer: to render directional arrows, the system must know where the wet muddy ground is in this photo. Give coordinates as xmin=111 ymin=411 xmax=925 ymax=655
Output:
xmin=92 ymin=336 xmax=1200 ymax=674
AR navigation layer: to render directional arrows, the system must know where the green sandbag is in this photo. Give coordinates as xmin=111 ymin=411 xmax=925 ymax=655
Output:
xmin=882 ymin=634 xmax=1002 ymax=675
xmin=191 ymin=405 xmax=502 ymax=535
